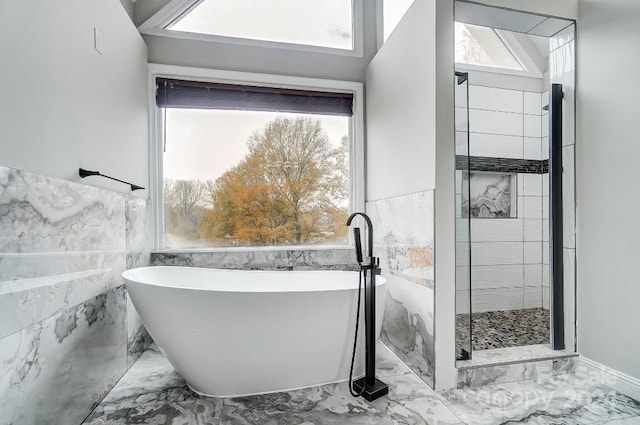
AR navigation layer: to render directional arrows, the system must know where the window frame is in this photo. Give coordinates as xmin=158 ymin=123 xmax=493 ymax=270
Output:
xmin=148 ymin=64 xmax=365 ymax=250
xmin=138 ymin=0 xmax=364 ymax=58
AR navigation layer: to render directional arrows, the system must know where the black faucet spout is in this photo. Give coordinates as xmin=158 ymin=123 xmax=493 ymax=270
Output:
xmin=346 ymin=212 xmax=374 ymax=260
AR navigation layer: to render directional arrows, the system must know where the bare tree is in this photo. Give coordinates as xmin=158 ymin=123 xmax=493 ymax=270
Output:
xmin=165 ymin=179 xmax=206 ymax=239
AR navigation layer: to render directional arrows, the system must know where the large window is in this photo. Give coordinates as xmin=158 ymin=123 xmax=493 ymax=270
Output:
xmin=155 ymin=77 xmax=358 ymax=249
xmin=166 ymin=0 xmax=354 ymax=50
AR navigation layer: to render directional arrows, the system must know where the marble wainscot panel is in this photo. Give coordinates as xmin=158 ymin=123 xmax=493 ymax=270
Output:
xmin=366 ymin=190 xmax=435 ymax=388
xmin=0 ymin=165 xmax=151 ymax=424
xmin=0 ymin=167 xmax=126 ymax=253
xmin=0 ymin=287 xmax=127 ymax=425
xmin=151 ymin=247 xmax=358 ymax=271
xmin=124 ymin=196 xmax=152 ymax=366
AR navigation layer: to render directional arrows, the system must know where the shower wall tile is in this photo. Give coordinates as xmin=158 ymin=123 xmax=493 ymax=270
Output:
xmin=542 ymin=174 xmax=549 ymax=196
xmin=471 ymin=219 xmax=523 ymax=242
xmin=543 ymin=289 xmax=550 ymax=310
xmin=0 ymin=286 xmax=127 ymax=425
xmin=542 ymin=114 xmax=549 ymax=136
xmin=524 ymin=137 xmax=543 ymax=160
xmin=543 ymin=244 xmax=549 ymax=265
xmin=524 ymin=115 xmax=543 ymax=138
xmin=543 ymin=264 xmax=550 ymax=286
xmin=471 ymin=242 xmax=523 ymax=266
xmin=471 ymin=287 xmax=524 ymax=313
xmin=524 ymin=219 xmax=543 ymax=241
xmin=469 ymin=109 xmax=524 ymax=136
xmin=367 ymin=190 xmax=435 ymax=388
xmin=543 ymin=197 xmax=549 ymax=219
xmin=525 ymin=264 xmax=543 ymax=287
xmin=524 ymin=92 xmax=542 ymax=115
xmin=523 ymin=174 xmax=543 ymax=196
xmin=469 ymin=85 xmax=523 ymax=113
xmin=522 ymin=197 xmax=543 ymax=219
xmin=469 ymin=133 xmax=523 ymax=159
xmin=524 ymin=241 xmax=543 ymax=264
xmin=471 ymin=264 xmax=523 ymax=290
xmin=524 ymin=286 xmax=543 ymax=309
xmin=0 ymin=165 xmax=152 ymax=422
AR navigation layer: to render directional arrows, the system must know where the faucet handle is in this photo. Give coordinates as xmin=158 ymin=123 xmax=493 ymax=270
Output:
xmin=353 ymin=227 xmax=363 ymax=264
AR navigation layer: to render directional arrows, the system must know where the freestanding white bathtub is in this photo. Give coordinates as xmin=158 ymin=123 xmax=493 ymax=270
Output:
xmin=122 ymin=266 xmax=387 ymax=398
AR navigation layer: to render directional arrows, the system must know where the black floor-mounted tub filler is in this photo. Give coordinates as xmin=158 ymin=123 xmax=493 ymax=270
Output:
xmin=345 ymin=212 xmax=389 ymax=402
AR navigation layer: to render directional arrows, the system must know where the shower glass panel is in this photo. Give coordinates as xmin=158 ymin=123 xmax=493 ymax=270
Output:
xmin=454 ymin=71 xmax=472 ymax=360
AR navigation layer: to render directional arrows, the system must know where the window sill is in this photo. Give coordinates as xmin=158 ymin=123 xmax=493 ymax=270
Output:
xmin=153 ymin=245 xmax=352 ymax=254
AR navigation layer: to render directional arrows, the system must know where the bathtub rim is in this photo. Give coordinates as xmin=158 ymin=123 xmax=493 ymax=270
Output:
xmin=122 ymin=266 xmax=386 ymax=294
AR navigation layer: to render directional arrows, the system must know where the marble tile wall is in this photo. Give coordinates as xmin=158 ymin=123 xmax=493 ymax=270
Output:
xmin=0 ymin=165 xmax=151 ymax=425
xmin=366 ymin=190 xmax=435 ymax=388
xmin=456 ymin=83 xmax=548 ymax=314
xmin=457 ymin=356 xmax=578 ymax=389
xmin=151 ymin=248 xmax=358 ymax=271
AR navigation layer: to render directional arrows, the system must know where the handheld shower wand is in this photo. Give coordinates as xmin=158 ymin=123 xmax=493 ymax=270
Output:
xmin=346 ymin=213 xmax=389 ymax=402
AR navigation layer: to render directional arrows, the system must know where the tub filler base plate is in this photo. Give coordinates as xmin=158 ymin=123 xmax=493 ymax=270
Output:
xmin=352 ymin=377 xmax=389 ymax=401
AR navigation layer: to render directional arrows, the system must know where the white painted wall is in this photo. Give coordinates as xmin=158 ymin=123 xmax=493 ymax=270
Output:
xmin=576 ymin=0 xmax=640 ymax=380
xmin=0 ymin=0 xmax=149 ymax=195
xmin=433 ymin=0 xmax=457 ymax=390
xmin=143 ymin=1 xmax=378 ymax=82
xmin=365 ymin=0 xmax=437 ymax=201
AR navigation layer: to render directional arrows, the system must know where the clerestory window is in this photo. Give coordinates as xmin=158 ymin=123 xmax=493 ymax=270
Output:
xmin=165 ymin=0 xmax=355 ymax=51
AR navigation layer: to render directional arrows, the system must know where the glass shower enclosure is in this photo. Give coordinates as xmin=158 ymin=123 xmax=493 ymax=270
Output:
xmin=454 ymin=71 xmax=472 ymax=360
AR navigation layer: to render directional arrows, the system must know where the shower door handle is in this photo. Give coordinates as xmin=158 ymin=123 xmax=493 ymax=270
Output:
xmin=549 ymin=83 xmax=565 ymax=351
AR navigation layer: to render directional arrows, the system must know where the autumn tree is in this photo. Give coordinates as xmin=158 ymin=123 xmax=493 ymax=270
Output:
xmin=201 ymin=117 xmax=348 ymax=246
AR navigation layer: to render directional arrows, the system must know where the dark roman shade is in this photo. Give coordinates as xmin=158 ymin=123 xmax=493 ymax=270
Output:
xmin=156 ymin=78 xmax=354 ymax=117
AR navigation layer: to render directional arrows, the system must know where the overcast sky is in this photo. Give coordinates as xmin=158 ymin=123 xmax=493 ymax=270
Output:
xmin=170 ymin=0 xmax=352 ymax=49
xmin=164 ymin=110 xmax=349 ymax=181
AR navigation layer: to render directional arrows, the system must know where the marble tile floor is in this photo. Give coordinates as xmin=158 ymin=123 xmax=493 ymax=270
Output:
xmin=82 ymin=343 xmax=640 ymax=425
xmin=458 ymin=308 xmax=551 ymax=351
